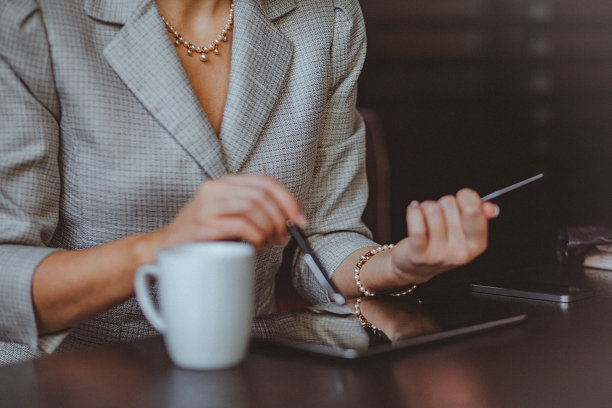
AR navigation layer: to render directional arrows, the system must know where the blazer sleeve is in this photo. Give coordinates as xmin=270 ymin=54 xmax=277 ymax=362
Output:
xmin=0 ymin=0 xmax=65 ymax=350
xmin=292 ymin=0 xmax=377 ymax=304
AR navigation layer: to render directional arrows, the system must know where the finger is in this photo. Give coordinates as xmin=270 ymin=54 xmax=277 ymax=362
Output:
xmin=439 ymin=195 xmax=471 ymax=265
xmin=482 ymin=201 xmax=500 ymax=219
xmin=224 ymin=174 xmax=306 ymax=226
xmin=202 ymin=177 xmax=290 ymax=243
xmin=194 ymin=216 xmax=268 ymax=252
xmin=456 ymin=188 xmax=488 ymax=251
xmin=223 ymin=187 xmax=288 ymax=244
xmin=438 ymin=195 xmax=464 ymax=242
xmin=420 ymin=200 xmax=447 ymax=260
xmin=245 ymin=189 xmax=291 ymax=243
xmin=406 ymin=201 xmax=428 ymax=254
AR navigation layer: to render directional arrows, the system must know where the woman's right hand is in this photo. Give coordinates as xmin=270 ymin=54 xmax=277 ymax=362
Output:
xmin=157 ymin=174 xmax=306 ymax=252
xmin=33 ymin=174 xmax=304 ymax=334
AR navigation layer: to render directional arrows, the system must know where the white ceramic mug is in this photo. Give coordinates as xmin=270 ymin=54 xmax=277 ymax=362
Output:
xmin=134 ymin=242 xmax=255 ymax=370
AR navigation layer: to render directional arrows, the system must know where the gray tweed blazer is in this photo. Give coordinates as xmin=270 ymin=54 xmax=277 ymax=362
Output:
xmin=0 ymin=0 xmax=374 ymax=365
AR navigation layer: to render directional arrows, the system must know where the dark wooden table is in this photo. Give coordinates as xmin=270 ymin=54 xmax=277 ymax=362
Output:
xmin=2 ymin=268 xmax=612 ymax=408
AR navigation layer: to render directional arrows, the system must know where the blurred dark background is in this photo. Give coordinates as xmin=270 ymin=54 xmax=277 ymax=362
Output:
xmin=357 ymin=1 xmax=612 ymax=280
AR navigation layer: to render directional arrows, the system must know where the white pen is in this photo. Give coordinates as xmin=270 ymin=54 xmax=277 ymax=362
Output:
xmin=481 ymin=173 xmax=544 ymax=202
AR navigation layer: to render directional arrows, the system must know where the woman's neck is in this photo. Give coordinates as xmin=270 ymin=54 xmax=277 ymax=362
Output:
xmin=156 ymin=0 xmax=231 ymax=31
xmin=155 ymin=0 xmax=235 ymax=136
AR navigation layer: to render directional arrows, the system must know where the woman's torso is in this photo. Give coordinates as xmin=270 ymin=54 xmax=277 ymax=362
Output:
xmin=33 ymin=0 xmax=339 ymax=350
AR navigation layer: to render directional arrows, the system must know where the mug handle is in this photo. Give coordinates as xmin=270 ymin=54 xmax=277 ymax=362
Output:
xmin=134 ymin=264 xmax=167 ymax=333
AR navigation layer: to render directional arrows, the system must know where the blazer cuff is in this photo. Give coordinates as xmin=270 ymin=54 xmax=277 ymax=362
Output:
xmin=0 ymin=245 xmax=62 ymax=350
xmin=293 ymin=231 xmax=376 ymax=305
xmin=38 ymin=330 xmax=70 ymax=354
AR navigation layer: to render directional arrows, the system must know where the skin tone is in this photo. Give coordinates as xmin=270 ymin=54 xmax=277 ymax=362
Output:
xmin=347 ymin=297 xmax=440 ymax=343
xmin=31 ymin=0 xmax=499 ymax=335
xmin=158 ymin=0 xmax=234 ymax=134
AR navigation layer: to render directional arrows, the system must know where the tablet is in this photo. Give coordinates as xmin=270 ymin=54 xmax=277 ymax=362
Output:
xmin=471 ymin=282 xmax=594 ymax=303
xmin=252 ymin=295 xmax=526 ymax=359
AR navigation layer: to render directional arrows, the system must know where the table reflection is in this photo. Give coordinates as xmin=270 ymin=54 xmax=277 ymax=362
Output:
xmin=159 ymin=367 xmax=249 ymax=408
xmin=253 ymin=293 xmax=524 ymax=359
xmin=392 ymin=357 xmax=489 ymax=408
xmin=252 ymin=296 xmax=443 ymax=353
xmin=34 ymin=341 xmax=160 ymax=406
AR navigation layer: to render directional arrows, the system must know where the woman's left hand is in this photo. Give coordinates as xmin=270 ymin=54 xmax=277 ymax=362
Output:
xmin=390 ymin=188 xmax=499 ymax=284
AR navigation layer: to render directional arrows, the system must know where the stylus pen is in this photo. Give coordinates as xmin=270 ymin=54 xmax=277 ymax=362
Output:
xmin=286 ymin=220 xmax=346 ymax=305
xmin=480 ymin=173 xmax=544 ymax=202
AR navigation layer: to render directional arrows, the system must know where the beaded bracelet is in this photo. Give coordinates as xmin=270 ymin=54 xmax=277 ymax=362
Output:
xmin=354 ymin=244 xmax=418 ymax=297
xmin=353 ymin=297 xmax=383 ymax=336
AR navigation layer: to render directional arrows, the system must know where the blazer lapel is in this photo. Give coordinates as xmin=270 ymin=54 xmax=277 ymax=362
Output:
xmin=219 ymin=0 xmax=295 ymax=174
xmin=89 ymin=0 xmax=228 ymax=178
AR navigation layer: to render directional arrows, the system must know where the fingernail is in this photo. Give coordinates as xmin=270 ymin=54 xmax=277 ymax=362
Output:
xmin=493 ymin=204 xmax=500 ymax=218
xmin=410 ymin=200 xmax=419 ymax=207
xmin=297 ymin=214 xmax=308 ymax=228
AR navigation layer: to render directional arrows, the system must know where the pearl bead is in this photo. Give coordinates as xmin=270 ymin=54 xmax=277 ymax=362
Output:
xmin=161 ymin=0 xmax=233 ymax=63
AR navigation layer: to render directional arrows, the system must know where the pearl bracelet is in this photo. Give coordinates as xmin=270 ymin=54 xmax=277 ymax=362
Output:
xmin=353 ymin=297 xmax=383 ymax=336
xmin=354 ymin=244 xmax=418 ymax=297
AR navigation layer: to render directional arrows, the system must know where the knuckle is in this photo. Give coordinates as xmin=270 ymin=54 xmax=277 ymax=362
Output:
xmin=207 ymin=177 xmax=224 ymax=187
xmin=452 ymin=249 xmax=470 ymax=265
xmin=194 ymin=214 xmax=211 ymax=229
xmin=250 ymin=232 xmax=266 ymax=248
xmin=261 ymin=223 xmax=276 ymax=238
xmin=197 ymin=181 xmax=211 ymax=194
xmin=251 ymin=173 xmax=274 ymax=187
xmin=410 ymin=253 xmax=427 ymax=266
xmin=243 ymin=196 xmax=258 ymax=212
xmin=408 ymin=230 xmax=427 ymax=243
xmin=429 ymin=254 xmax=444 ymax=265
xmin=262 ymin=174 xmax=281 ymax=186
xmin=462 ymin=203 xmax=481 ymax=216
xmin=457 ymin=187 xmax=477 ymax=198
xmin=251 ymin=189 xmax=267 ymax=204
xmin=457 ymin=188 xmax=480 ymax=206
xmin=200 ymin=179 xmax=223 ymax=196
xmin=421 ymin=201 xmax=439 ymax=214
xmin=438 ymin=195 xmax=455 ymax=206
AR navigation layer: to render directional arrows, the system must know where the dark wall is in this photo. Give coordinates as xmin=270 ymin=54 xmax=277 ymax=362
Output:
xmin=357 ymin=0 xmax=612 ymax=270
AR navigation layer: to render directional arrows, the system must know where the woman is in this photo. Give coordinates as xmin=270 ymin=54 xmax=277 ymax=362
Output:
xmin=0 ymin=0 xmax=498 ymax=364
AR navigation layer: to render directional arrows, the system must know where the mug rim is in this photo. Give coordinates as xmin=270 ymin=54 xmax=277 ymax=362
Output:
xmin=158 ymin=241 xmax=255 ymax=259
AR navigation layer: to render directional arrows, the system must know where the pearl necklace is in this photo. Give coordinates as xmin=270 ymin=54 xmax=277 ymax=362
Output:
xmin=161 ymin=1 xmax=235 ymax=63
